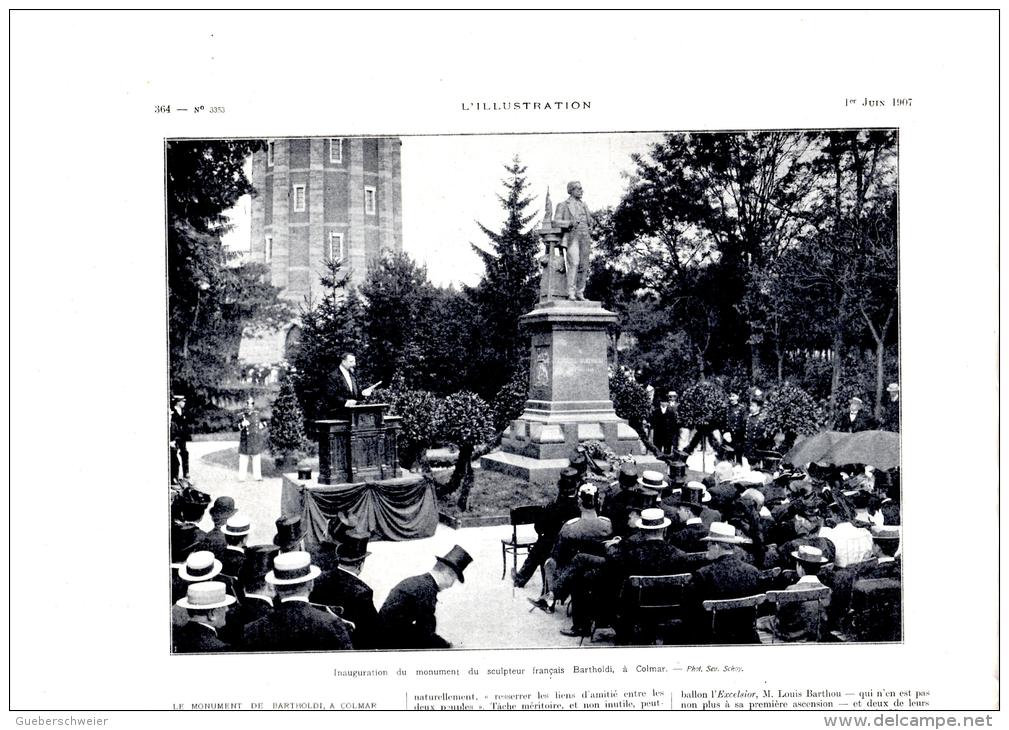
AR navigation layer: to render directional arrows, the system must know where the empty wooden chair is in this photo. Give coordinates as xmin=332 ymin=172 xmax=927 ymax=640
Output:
xmin=702 ymin=593 xmax=766 ymax=644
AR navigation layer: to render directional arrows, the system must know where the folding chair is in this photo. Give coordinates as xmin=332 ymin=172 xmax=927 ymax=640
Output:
xmin=501 ymin=505 xmax=542 ymax=587
xmin=702 ymin=593 xmax=766 ymax=644
xmin=761 ymin=586 xmax=831 ymax=643
xmin=604 ymin=573 xmax=693 ymax=646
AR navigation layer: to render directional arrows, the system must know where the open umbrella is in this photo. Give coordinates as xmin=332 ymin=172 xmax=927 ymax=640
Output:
xmin=824 ymin=430 xmax=900 ymax=470
xmin=783 ymin=431 xmax=846 ymax=466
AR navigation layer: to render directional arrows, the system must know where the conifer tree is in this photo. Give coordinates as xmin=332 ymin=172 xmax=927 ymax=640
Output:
xmin=468 ymin=156 xmax=541 ymax=400
xmin=269 ymin=374 xmax=306 ymax=464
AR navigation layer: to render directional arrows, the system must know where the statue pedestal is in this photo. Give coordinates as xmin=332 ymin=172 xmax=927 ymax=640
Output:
xmin=481 ymin=299 xmax=663 ymax=483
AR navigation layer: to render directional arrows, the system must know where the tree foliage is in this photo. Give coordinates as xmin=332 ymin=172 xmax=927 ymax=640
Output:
xmin=167 ymin=140 xmax=292 ymax=404
xmin=679 ymin=380 xmax=728 ymax=427
xmin=269 ymin=374 xmax=307 ymax=459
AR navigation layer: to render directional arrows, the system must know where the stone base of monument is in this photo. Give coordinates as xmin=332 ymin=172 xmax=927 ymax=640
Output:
xmin=480 ymin=451 xmax=666 ymax=485
xmin=480 ymin=298 xmax=667 ymax=485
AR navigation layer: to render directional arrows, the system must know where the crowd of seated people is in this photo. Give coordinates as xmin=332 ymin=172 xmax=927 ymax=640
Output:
xmin=518 ymin=455 xmax=902 ymax=645
xmin=169 ymin=486 xmax=471 ymax=653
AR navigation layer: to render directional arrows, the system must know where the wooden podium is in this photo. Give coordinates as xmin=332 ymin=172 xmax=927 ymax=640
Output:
xmin=315 ymin=404 xmax=402 ymax=485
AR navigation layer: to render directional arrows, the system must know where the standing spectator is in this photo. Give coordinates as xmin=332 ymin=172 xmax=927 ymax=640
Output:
xmin=170 ymin=395 xmax=192 ymax=482
xmin=237 ymin=396 xmax=265 ymax=481
xmin=834 ymin=397 xmax=875 ymax=432
xmin=722 ymin=392 xmax=747 ymax=463
xmin=880 ymin=383 xmax=900 ymax=432
xmin=651 ymin=392 xmax=679 ymax=454
xmin=742 ymin=396 xmax=768 ymax=464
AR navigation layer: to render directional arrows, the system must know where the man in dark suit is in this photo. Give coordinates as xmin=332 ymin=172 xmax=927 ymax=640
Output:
xmin=722 ymin=392 xmax=748 ymax=463
xmin=243 ymin=551 xmax=353 ymax=652
xmin=325 ymin=353 xmax=379 ymax=418
xmin=173 ymin=582 xmax=236 ymax=653
xmin=513 ymin=470 xmax=579 ymax=587
xmin=204 ymin=496 xmax=237 ymax=559
xmin=880 ymin=383 xmax=900 ymax=432
xmin=691 ymin=522 xmax=761 ymax=643
xmin=309 ymin=533 xmax=381 ymax=649
xmin=757 ymin=545 xmax=831 ymax=643
xmin=220 ymin=514 xmax=251 ymax=580
xmin=170 ymin=395 xmax=192 ymax=482
xmin=834 ymin=397 xmax=875 ymax=432
xmin=171 ymin=486 xmax=211 ymax=555
xmin=380 ymin=545 xmax=472 ymax=649
xmin=651 ymin=392 xmax=679 ymax=454
xmin=234 ymin=545 xmax=279 ymax=629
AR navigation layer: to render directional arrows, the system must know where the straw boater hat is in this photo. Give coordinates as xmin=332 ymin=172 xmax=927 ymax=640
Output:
xmin=871 ymin=526 xmax=900 ymax=545
xmin=222 ymin=514 xmax=251 ymax=537
xmin=176 ymin=581 xmax=236 ymax=611
xmin=791 ymin=544 xmax=828 ymax=565
xmin=849 ymin=397 xmax=863 ymax=407
xmin=634 ymin=507 xmax=671 ymax=531
xmin=435 ymin=545 xmax=473 ymax=583
xmin=178 ymin=550 xmax=223 ymax=581
xmin=887 ymin=383 xmax=899 ymax=393
xmin=701 ymin=522 xmax=752 ymax=545
xmin=265 ymin=551 xmax=321 ymax=585
xmin=637 ymin=470 xmax=668 ymax=493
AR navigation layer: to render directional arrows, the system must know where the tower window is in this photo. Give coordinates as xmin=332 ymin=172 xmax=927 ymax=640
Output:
xmin=327 ymin=231 xmax=345 ymax=262
xmin=329 ymin=138 xmax=343 ymax=163
xmin=265 ymin=235 xmax=273 ymax=263
xmin=293 ymin=184 xmax=306 ymax=212
xmin=364 ymin=186 xmax=377 ymax=215
xmin=267 ymin=141 xmax=275 ymax=167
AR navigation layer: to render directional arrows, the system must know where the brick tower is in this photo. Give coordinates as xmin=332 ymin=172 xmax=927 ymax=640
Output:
xmin=249 ymin=137 xmax=403 ymax=299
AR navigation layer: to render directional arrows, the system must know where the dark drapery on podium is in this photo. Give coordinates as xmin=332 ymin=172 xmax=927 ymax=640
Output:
xmin=282 ymin=476 xmax=438 ymax=544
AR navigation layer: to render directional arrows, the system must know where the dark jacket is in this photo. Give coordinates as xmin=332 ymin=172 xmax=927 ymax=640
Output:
xmin=724 ymin=403 xmax=747 ymax=439
xmin=243 ymin=599 xmax=353 ymax=652
xmin=650 ymin=405 xmax=679 ymax=450
xmin=692 ymin=553 xmax=762 ymax=643
xmin=613 ymin=539 xmax=689 ymax=578
xmin=326 ymin=366 xmax=361 ymax=415
xmin=173 ymin=622 xmax=230 ymax=653
xmin=220 ymin=547 xmax=246 ymax=579
xmin=668 ymin=521 xmax=709 ymax=554
xmin=170 ymin=408 xmax=191 ymax=445
xmin=379 ymin=573 xmax=450 ymax=649
xmin=833 ymin=410 xmax=875 ymax=433
xmin=310 ymin=568 xmax=381 ymax=650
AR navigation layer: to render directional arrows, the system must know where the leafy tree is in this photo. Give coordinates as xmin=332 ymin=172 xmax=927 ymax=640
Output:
xmin=491 ymin=359 xmax=529 ymax=432
xmin=679 ymin=380 xmax=728 ymax=429
xmin=609 ymin=367 xmax=652 ymax=437
xmin=436 ymin=391 xmax=495 ymax=511
xmin=468 ymin=156 xmax=542 ymax=400
xmin=167 ymin=140 xmax=291 ymax=406
xmin=269 ymin=374 xmax=307 ymax=464
xmin=757 ymin=383 xmax=825 ymax=451
xmin=384 ymin=388 xmax=441 ymax=475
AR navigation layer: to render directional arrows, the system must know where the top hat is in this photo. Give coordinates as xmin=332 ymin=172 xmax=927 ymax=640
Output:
xmin=634 ymin=507 xmax=671 ymax=531
xmin=435 ymin=545 xmax=473 ymax=583
xmin=637 ymin=470 xmax=668 ymax=493
xmin=702 ymin=522 xmax=752 ymax=545
xmin=669 ymin=481 xmax=712 ymax=509
xmin=568 ymin=454 xmax=589 ymax=475
xmin=209 ymin=496 xmax=237 ymax=521
xmin=326 ymin=511 xmax=360 ymax=545
xmin=176 ymin=581 xmax=236 ymax=611
xmin=266 ymin=551 xmax=321 ymax=585
xmin=223 ymin=514 xmax=251 ymax=536
xmin=239 ymin=544 xmax=280 ymax=586
xmin=628 ymin=487 xmax=660 ymax=511
xmin=273 ymin=516 xmax=304 ymax=550
xmin=667 ymin=461 xmax=687 ymax=482
xmin=179 ymin=550 xmax=223 ymax=581
xmin=616 ymin=462 xmax=639 ymax=488
xmin=171 ymin=523 xmax=202 ymax=563
xmin=791 ymin=545 xmax=828 ymax=565
xmin=336 ymin=533 xmax=372 ymax=563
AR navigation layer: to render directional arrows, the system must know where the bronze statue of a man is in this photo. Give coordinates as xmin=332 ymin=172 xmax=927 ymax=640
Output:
xmin=554 ymin=181 xmax=594 ymax=300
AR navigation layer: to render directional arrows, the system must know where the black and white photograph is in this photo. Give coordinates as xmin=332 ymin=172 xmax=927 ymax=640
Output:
xmin=167 ymin=129 xmax=901 ymax=652
xmin=11 ymin=9 xmax=998 ymax=717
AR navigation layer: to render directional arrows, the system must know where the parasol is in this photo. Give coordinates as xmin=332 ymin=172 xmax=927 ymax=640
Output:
xmin=785 ymin=430 xmax=900 ymax=470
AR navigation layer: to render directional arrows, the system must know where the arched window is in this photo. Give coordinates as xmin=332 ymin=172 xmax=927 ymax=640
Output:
xmin=284 ymin=325 xmax=302 ymax=360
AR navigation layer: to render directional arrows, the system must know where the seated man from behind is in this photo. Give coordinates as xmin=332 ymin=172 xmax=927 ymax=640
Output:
xmin=529 ymin=484 xmax=611 ymax=614
xmin=310 ymin=532 xmax=381 ymax=650
xmin=243 ymin=551 xmax=353 ymax=652
xmin=512 ymin=469 xmax=580 ymax=588
xmin=691 ymin=522 xmax=761 ymax=644
xmin=756 ymin=545 xmax=831 ymax=643
xmin=173 ymin=581 xmax=236 ymax=653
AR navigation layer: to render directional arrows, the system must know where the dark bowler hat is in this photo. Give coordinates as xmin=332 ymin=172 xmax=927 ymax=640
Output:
xmin=273 ymin=516 xmax=304 ymax=550
xmin=177 ymin=487 xmax=211 ymax=522
xmin=239 ymin=545 xmax=280 ymax=586
xmin=171 ymin=523 xmax=201 ymax=564
xmin=617 ymin=463 xmax=639 ymax=489
xmin=435 ymin=545 xmax=473 ymax=583
xmin=209 ymin=496 xmax=237 ymax=521
xmin=336 ymin=533 xmax=372 ymax=563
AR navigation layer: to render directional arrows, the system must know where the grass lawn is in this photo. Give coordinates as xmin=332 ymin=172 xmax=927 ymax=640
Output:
xmin=201 ymin=446 xmax=315 ymax=479
xmin=433 ymin=467 xmax=555 ymax=519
